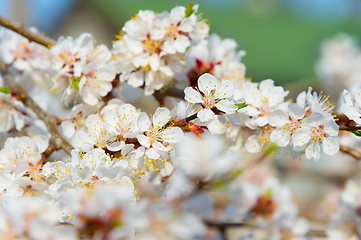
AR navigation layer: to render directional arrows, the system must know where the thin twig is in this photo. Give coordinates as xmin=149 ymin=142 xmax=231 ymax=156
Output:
xmin=339 ymin=126 xmax=361 ymax=131
xmin=204 ymin=221 xmax=327 ymax=238
xmin=2 ymin=69 xmax=74 ymax=156
xmin=340 ymin=145 xmax=361 ymax=160
xmin=153 ymin=86 xmax=185 ymax=106
xmin=0 ymin=15 xmax=55 ymax=47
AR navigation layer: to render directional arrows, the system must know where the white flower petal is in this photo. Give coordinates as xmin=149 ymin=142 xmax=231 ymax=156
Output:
xmin=268 ymin=109 xmax=290 ymax=127
xmin=146 ymin=148 xmax=160 ymax=159
xmin=292 ymin=128 xmax=311 ymax=148
xmin=137 ymin=112 xmax=151 ymax=132
xmin=245 ymin=135 xmax=262 ymax=153
xmin=322 ymin=137 xmax=339 ymax=156
xmin=137 ymin=134 xmax=150 ymax=148
xmin=197 ymin=108 xmax=214 ymax=122
xmin=162 ymin=127 xmax=184 ymax=143
xmin=184 ymin=87 xmax=203 ymax=104
xmin=152 ymin=107 xmax=171 ymax=129
xmin=197 ymin=73 xmax=217 ymax=94
xmin=270 ymin=129 xmax=290 ymax=147
xmin=305 ymin=142 xmax=321 ymax=161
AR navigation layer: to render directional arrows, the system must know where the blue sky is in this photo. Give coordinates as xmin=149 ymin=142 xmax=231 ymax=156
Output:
xmin=0 ymin=0 xmax=76 ymax=34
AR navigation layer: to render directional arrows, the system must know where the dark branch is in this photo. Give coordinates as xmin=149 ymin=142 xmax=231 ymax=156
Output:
xmin=0 ymin=15 xmax=55 ymax=47
xmin=339 ymin=126 xmax=361 ymax=131
xmin=340 ymin=145 xmax=361 ymax=160
xmin=2 ymin=68 xmax=74 ymax=156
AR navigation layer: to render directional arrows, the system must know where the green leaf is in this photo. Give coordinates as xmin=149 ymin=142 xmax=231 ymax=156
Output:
xmin=0 ymin=87 xmax=10 ymax=94
xmin=185 ymin=2 xmax=195 ymax=18
xmin=353 ymin=130 xmax=361 ymax=136
xmin=235 ymin=102 xmax=247 ymax=110
xmin=70 ymin=78 xmax=79 ymax=90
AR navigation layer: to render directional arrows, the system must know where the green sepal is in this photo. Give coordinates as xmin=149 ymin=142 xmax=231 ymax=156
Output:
xmin=185 ymin=2 xmax=195 ymax=18
xmin=353 ymin=130 xmax=361 ymax=137
xmin=265 ymin=142 xmax=279 ymax=156
xmin=215 ymin=98 xmax=226 ymax=103
xmin=0 ymin=87 xmax=10 ymax=94
xmin=71 ymin=78 xmax=79 ymax=90
xmin=235 ymin=102 xmax=247 ymax=110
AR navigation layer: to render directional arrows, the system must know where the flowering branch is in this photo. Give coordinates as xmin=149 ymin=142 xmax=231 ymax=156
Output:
xmin=0 ymin=15 xmax=187 ymax=108
xmin=1 ymin=69 xmax=74 ymax=156
xmin=0 ymin=15 xmax=55 ymax=47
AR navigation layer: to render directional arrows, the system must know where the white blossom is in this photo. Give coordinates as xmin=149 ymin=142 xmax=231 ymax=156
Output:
xmin=184 ymin=73 xmax=237 ymax=122
xmin=112 ymin=5 xmax=209 ymax=95
xmin=136 ymin=107 xmax=183 ymax=161
xmin=0 ymin=27 xmax=49 ymax=71
xmin=181 ymin=33 xmax=247 ymax=88
xmin=49 ymin=33 xmax=115 ymax=106
xmin=173 ymin=133 xmax=238 ymax=182
xmin=292 ymin=112 xmax=339 ymax=161
xmin=103 ymin=103 xmax=141 ymax=151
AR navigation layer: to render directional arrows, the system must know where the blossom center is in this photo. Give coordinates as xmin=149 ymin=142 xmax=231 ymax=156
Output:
xmin=165 ymin=24 xmax=180 ymax=39
xmin=310 ymin=125 xmax=325 ymax=142
xmin=250 ymin=193 xmax=277 ymax=219
xmin=143 ymin=36 xmax=162 ymax=55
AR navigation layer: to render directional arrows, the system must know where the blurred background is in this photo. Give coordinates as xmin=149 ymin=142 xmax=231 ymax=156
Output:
xmin=1 ymin=0 xmax=361 ymax=87
xmin=2 ymin=0 xmax=361 ymax=234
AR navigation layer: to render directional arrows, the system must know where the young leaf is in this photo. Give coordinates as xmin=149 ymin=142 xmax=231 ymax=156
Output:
xmin=185 ymin=2 xmax=195 ymax=18
xmin=235 ymin=102 xmax=247 ymax=110
xmin=71 ymin=78 xmax=80 ymax=90
xmin=0 ymin=87 xmax=10 ymax=94
xmin=353 ymin=130 xmax=361 ymax=137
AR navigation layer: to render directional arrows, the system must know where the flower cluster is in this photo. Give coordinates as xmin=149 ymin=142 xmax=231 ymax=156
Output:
xmin=227 ymin=177 xmax=310 ymax=239
xmin=112 ymin=4 xmax=209 ymax=95
xmin=1 ymin=2 xmax=361 ymax=239
xmin=48 ymin=33 xmax=115 ymax=106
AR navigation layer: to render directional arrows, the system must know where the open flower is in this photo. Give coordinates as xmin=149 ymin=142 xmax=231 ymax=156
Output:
xmin=184 ymin=73 xmax=237 ymax=122
xmin=0 ymin=27 xmax=49 ymax=72
xmin=297 ymin=87 xmax=335 ymax=119
xmin=341 ymin=89 xmax=361 ymax=125
xmin=182 ymin=33 xmax=246 ymax=88
xmin=42 ymin=148 xmax=133 ymax=196
xmin=49 ymin=33 xmax=114 ymax=106
xmin=292 ymin=112 xmax=339 ymax=160
xmin=136 ymin=107 xmax=183 ymax=159
xmin=268 ymin=103 xmax=305 ymax=147
xmin=103 ymin=103 xmax=141 ymax=151
xmin=240 ymin=79 xmax=289 ymax=127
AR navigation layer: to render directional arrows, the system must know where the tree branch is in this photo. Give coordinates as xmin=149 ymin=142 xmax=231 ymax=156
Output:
xmin=204 ymin=221 xmax=327 ymax=238
xmin=2 ymin=69 xmax=74 ymax=156
xmin=153 ymin=87 xmax=185 ymax=106
xmin=339 ymin=126 xmax=361 ymax=132
xmin=0 ymin=15 xmax=55 ymax=47
xmin=340 ymin=145 xmax=361 ymax=160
